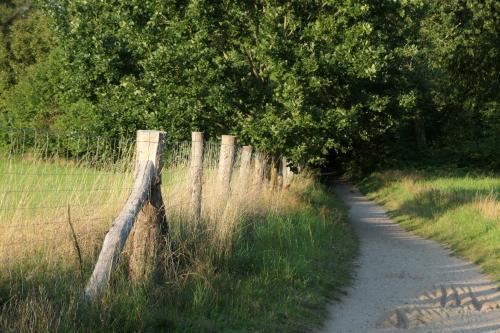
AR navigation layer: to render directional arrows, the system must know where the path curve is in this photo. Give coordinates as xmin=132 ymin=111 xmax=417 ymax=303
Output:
xmin=319 ymin=181 xmax=500 ymax=333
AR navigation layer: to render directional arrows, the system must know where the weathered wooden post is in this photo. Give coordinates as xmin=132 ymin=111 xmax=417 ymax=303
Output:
xmin=84 ymin=130 xmax=167 ymax=301
xmin=190 ymin=132 xmax=204 ymax=225
xmin=277 ymin=157 xmax=284 ymax=189
xmin=238 ymin=145 xmax=253 ymax=189
xmin=129 ymin=131 xmax=168 ymax=281
xmin=282 ymin=157 xmax=293 ymax=188
xmin=253 ymin=152 xmax=266 ymax=186
xmin=270 ymin=156 xmax=279 ymax=188
xmin=217 ymin=135 xmax=237 ymax=197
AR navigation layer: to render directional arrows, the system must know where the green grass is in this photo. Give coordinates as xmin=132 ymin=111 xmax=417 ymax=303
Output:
xmin=0 ymin=175 xmax=357 ymax=332
xmin=359 ymin=169 xmax=500 ymax=283
xmin=151 ymin=183 xmax=357 ymax=333
xmin=0 ymin=159 xmax=133 ymax=211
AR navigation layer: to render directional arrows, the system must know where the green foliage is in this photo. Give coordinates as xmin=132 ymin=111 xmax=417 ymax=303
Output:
xmin=0 ymin=0 xmax=499 ymax=169
xmin=427 ymin=0 xmax=500 ymax=167
xmin=343 ymin=0 xmax=499 ymax=174
xmin=1 ymin=48 xmax=64 ymax=128
xmin=39 ymin=0 xmax=410 ymax=164
xmin=0 ymin=1 xmax=53 ymax=79
xmin=0 ymin=1 xmax=61 ymax=126
xmin=0 ymin=33 xmax=9 ymax=93
xmin=9 ymin=11 xmax=55 ymax=73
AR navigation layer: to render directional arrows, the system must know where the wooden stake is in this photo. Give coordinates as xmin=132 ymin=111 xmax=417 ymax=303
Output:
xmin=129 ymin=131 xmax=168 ymax=281
xmin=217 ymin=135 xmax=237 ymax=197
xmin=282 ymin=157 xmax=293 ymax=188
xmin=84 ymin=130 xmax=167 ymax=301
xmin=238 ymin=145 xmax=253 ymax=189
xmin=190 ymin=132 xmax=204 ymax=225
xmin=277 ymin=157 xmax=284 ymax=189
xmin=253 ymin=152 xmax=266 ymax=185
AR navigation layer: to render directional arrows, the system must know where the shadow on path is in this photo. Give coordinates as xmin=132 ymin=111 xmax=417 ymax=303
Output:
xmin=318 ymin=180 xmax=500 ymax=333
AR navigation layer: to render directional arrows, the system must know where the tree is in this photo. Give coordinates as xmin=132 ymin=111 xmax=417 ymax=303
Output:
xmin=1 ymin=0 xmax=59 ymax=127
xmin=1 ymin=0 xmax=496 ymax=170
xmin=46 ymin=0 xmax=409 ymax=165
xmin=419 ymin=0 xmax=500 ymax=166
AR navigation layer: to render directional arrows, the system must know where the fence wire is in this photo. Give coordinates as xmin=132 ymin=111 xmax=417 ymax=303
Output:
xmin=0 ymin=127 xmax=289 ymax=292
xmin=0 ymin=127 xmax=136 ymax=269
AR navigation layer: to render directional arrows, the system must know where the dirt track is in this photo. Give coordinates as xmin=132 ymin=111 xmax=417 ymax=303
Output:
xmin=319 ymin=181 xmax=500 ymax=333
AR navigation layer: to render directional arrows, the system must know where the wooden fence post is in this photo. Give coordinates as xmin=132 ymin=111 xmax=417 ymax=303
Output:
xmin=282 ymin=157 xmax=293 ymax=188
xmin=238 ymin=145 xmax=253 ymax=188
xmin=253 ymin=152 xmax=266 ymax=185
xmin=217 ymin=135 xmax=237 ymax=197
xmin=84 ymin=130 xmax=167 ymax=301
xmin=270 ymin=156 xmax=279 ymax=188
xmin=190 ymin=132 xmax=204 ymax=225
xmin=129 ymin=131 xmax=168 ymax=281
xmin=277 ymin=157 xmax=284 ymax=189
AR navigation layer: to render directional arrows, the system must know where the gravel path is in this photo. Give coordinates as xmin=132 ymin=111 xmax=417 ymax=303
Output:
xmin=319 ymin=181 xmax=500 ymax=333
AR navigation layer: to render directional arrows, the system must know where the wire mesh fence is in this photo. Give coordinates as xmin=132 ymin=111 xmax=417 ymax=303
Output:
xmin=0 ymin=127 xmax=136 ymax=270
xmin=0 ymin=127 xmax=292 ymax=296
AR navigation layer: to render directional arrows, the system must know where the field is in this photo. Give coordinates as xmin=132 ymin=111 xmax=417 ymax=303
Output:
xmin=359 ymin=169 xmax=500 ymax=283
xmin=0 ymin=158 xmax=133 ymax=267
xmin=0 ymin=134 xmax=357 ymax=332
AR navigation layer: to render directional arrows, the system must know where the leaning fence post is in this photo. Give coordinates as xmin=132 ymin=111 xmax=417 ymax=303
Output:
xmin=190 ymin=132 xmax=204 ymax=225
xmin=84 ymin=130 xmax=166 ymax=301
xmin=217 ymin=135 xmax=237 ymax=197
xmin=238 ymin=145 xmax=253 ymax=188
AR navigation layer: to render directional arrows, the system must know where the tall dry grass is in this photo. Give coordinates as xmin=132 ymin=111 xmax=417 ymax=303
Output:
xmin=0 ymin=129 xmax=135 ymax=273
xmin=473 ymin=193 xmax=500 ymax=221
xmin=0 ymin=129 xmax=359 ymax=333
xmin=0 ymin=129 xmax=297 ymax=296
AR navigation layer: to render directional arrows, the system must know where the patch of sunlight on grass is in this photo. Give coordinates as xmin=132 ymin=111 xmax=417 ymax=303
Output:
xmin=359 ymin=169 xmax=500 ymax=284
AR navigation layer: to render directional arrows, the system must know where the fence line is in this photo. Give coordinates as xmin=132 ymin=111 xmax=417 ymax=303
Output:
xmin=0 ymin=127 xmax=296 ymax=302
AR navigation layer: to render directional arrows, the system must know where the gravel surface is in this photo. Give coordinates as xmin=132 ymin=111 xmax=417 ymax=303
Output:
xmin=319 ymin=181 xmax=500 ymax=333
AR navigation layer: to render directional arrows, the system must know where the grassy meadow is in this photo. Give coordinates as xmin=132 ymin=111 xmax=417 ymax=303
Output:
xmin=359 ymin=169 xmax=500 ymax=283
xmin=0 ymin=156 xmax=134 ymax=267
xmin=0 ymin=138 xmax=357 ymax=332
